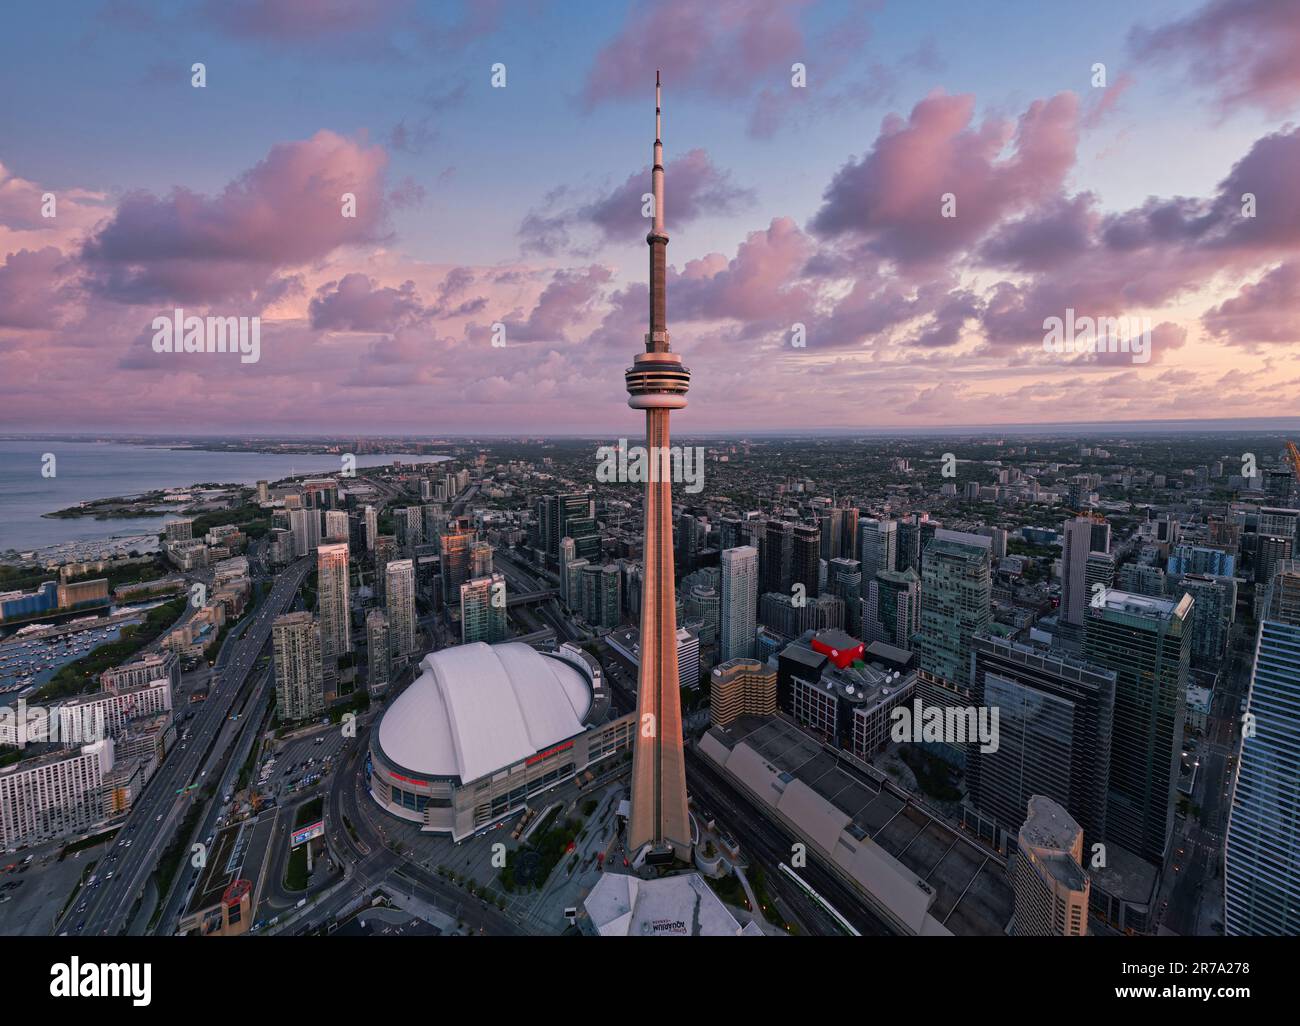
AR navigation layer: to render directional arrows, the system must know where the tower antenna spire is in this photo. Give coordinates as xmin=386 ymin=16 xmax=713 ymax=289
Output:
xmin=652 ymin=70 xmax=664 ymax=237
xmin=655 ymin=68 xmax=661 ymax=140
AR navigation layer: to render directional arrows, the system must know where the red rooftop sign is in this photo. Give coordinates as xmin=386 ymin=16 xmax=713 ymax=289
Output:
xmin=811 ymin=635 xmax=864 ymax=669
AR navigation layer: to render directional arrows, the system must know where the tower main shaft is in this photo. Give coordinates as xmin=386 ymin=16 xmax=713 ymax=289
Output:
xmin=625 ymin=72 xmax=692 ymax=864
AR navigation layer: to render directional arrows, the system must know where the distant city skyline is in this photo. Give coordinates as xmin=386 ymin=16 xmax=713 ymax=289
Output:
xmin=3 ymin=0 xmax=1300 ymax=434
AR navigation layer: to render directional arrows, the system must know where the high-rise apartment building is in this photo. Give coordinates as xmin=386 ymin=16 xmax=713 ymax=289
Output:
xmin=1225 ymin=564 xmax=1300 ymax=935
xmin=316 ymin=542 xmax=351 ymax=686
xmin=460 ymin=573 xmax=508 ymax=644
xmin=273 ymin=611 xmax=324 ymax=722
xmin=366 ymin=609 xmax=390 ymax=696
xmin=0 ymin=740 xmax=119 ymax=849
xmin=720 ymin=545 xmax=758 ymax=661
xmin=289 ymin=507 xmax=320 ymax=558
xmin=470 ymin=541 xmax=494 ymax=579
xmin=916 ymin=530 xmax=992 ymax=767
xmin=827 ymin=557 xmax=862 ymax=632
xmin=1060 ymin=516 xmax=1096 ymax=628
xmin=1177 ymin=574 xmax=1235 ymax=667
xmin=917 ymin=530 xmax=991 ymax=688
xmin=862 ymin=568 xmax=920 ymax=650
xmin=709 ymin=657 xmax=777 ymax=728
xmin=385 ymin=558 xmax=417 ymax=663
xmin=1011 ymin=795 xmax=1090 ymax=936
xmin=858 ymin=518 xmax=898 ymax=581
xmin=324 ymin=509 xmax=349 ymax=542
xmin=363 ymin=505 xmax=378 ymax=552
xmin=440 ymin=519 xmax=475 ymax=606
xmin=373 ymin=534 xmax=396 ymax=602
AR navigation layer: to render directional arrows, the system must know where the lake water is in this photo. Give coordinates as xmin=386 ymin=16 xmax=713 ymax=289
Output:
xmin=0 ymin=440 xmax=448 ymax=552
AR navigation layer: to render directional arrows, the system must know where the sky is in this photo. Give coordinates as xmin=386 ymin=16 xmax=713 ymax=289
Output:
xmin=1 ymin=0 xmax=1299 ymax=436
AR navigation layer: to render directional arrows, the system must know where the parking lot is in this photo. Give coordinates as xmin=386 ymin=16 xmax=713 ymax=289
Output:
xmin=0 ymin=838 xmax=113 ymax=936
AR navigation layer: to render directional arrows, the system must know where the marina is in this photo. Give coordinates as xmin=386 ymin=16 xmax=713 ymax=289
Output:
xmin=0 ymin=612 xmax=149 ymax=700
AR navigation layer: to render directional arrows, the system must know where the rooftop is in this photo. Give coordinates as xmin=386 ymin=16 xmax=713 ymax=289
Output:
xmin=703 ymin=715 xmax=1013 ymax=936
xmin=583 ymin=872 xmax=764 ymax=937
xmin=375 ymin=642 xmax=594 ymax=784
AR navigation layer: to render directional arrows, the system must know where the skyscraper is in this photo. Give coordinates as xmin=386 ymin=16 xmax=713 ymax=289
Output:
xmin=820 ymin=506 xmax=844 ymax=563
xmin=289 ymin=506 xmax=320 ymax=558
xmin=460 ymin=572 xmax=508 ymax=644
xmin=917 ymin=530 xmax=991 ymax=688
xmin=470 ymin=540 xmax=494 ymax=579
xmin=324 ymin=509 xmax=349 ymax=542
xmin=858 ymin=518 xmax=898 ymax=581
xmin=559 ymin=536 xmax=578 ymax=605
xmin=1011 ymin=795 xmax=1090 ymax=937
xmin=1060 ymin=516 xmax=1095 ymax=628
xmin=720 ymin=545 xmax=758 ymax=661
xmin=626 ymin=74 xmax=692 ymax=864
xmin=968 ymin=635 xmax=1115 ymax=852
xmin=316 ymin=542 xmax=351 ymax=688
xmin=827 ymin=557 xmax=862 ymax=632
xmin=440 ymin=518 xmax=475 ymax=605
xmin=862 ymin=567 xmax=921 ymax=650
xmin=916 ymin=530 xmax=992 ymax=767
xmin=366 ymin=609 xmax=390 ymax=696
xmin=1225 ymin=563 xmax=1300 ymax=935
xmin=791 ymin=522 xmax=821 ymax=597
xmin=273 ymin=611 xmax=323 ymax=722
xmin=373 ymin=534 xmax=396 ymax=602
xmin=385 ymin=558 xmax=417 ymax=663
xmin=363 ymin=505 xmax=378 ymax=552
xmin=1177 ymin=573 xmax=1235 ymax=667
xmin=1084 ymin=590 xmax=1191 ymax=865
xmin=896 ymin=515 xmax=923 ymax=574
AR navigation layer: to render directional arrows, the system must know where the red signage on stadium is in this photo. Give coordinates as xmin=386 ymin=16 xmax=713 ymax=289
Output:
xmin=391 ymin=772 xmax=427 ymax=787
xmin=526 ymin=740 xmax=574 ymax=766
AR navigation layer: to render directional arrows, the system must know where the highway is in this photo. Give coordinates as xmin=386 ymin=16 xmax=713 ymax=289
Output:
xmin=57 ymin=556 xmax=311 ymax=936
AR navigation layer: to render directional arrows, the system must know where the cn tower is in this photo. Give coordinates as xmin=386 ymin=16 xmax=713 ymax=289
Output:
xmin=626 ymin=71 xmax=692 ymax=865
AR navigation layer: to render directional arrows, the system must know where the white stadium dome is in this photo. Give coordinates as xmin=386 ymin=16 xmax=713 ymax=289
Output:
xmin=376 ymin=642 xmax=594 ymax=783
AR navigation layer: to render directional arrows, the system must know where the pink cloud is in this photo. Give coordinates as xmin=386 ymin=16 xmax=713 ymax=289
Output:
xmin=81 ymin=130 xmax=389 ymax=305
xmin=520 ymin=149 xmax=753 ymax=256
xmin=581 ymin=0 xmax=810 ymax=107
xmin=1132 ymin=0 xmax=1300 ymax=115
xmin=809 ymin=91 xmax=1079 ymax=264
xmin=309 ymin=273 xmax=427 ymax=331
xmin=1203 ymin=261 xmax=1300 ymax=345
xmin=497 ymin=264 xmax=613 ymax=343
xmin=0 ymin=248 xmax=76 ymax=329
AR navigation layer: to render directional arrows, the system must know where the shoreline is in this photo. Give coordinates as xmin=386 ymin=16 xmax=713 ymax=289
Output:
xmin=1 ymin=449 xmax=451 ymax=559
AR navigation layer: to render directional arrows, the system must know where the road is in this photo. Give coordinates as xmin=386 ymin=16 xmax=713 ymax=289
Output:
xmin=288 ymin=716 xmax=524 ymax=936
xmin=57 ymin=556 xmax=311 ymax=936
